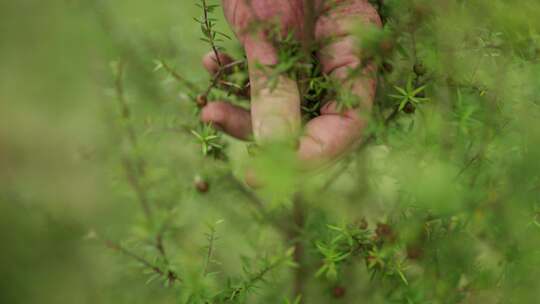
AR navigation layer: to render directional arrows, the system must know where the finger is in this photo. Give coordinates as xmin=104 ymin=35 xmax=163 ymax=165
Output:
xmin=200 ymin=101 xmax=253 ymax=140
xmin=202 ymin=51 xmax=251 ymax=98
xmin=202 ymin=51 xmax=235 ymax=75
xmin=299 ymin=0 xmax=380 ymax=165
xmin=221 ymin=0 xmax=303 ymax=143
xmin=298 ymin=107 xmax=365 ymax=167
xmin=316 ymin=0 xmax=381 ymax=87
xmin=244 ymin=32 xmax=302 ymax=143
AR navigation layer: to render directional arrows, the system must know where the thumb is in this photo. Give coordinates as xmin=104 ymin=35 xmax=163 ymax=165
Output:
xmin=243 ymin=34 xmax=302 ymax=144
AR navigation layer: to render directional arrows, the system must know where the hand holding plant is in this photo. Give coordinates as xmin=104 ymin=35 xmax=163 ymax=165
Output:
xmin=200 ymin=0 xmax=381 ymax=167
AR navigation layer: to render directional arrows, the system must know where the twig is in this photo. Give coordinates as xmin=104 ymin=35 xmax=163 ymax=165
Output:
xmin=289 ymin=194 xmax=306 ymax=298
xmin=114 ymin=61 xmax=139 ymax=153
xmin=114 ymin=61 xmax=153 ymax=222
xmin=158 ymin=59 xmax=200 ymax=93
xmin=410 ymin=29 xmax=418 ymax=65
xmin=122 ymin=158 xmax=153 ymax=224
xmin=155 ymin=219 xmax=172 ymax=264
xmin=200 ymin=0 xmax=223 ymax=67
xmin=103 ymin=237 xmax=182 ymax=285
xmin=384 ymin=106 xmax=401 ymax=126
xmin=248 ymin=260 xmax=281 ymax=286
xmin=225 ymin=254 xmax=288 ymax=301
xmin=202 ymin=60 xmax=245 ymax=98
xmin=203 ymin=225 xmax=218 ymax=276
xmin=455 ymin=154 xmax=481 ymax=180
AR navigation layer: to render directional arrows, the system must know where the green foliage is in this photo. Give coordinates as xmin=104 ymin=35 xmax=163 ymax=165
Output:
xmin=191 ymin=124 xmax=226 ymax=158
xmin=390 ymin=77 xmax=429 ymax=112
xmin=195 ymin=0 xmax=230 ymax=59
xmin=2 ymin=0 xmax=540 ymax=304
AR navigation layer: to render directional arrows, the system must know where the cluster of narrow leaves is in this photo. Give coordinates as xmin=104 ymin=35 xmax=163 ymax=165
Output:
xmin=104 ymin=0 xmax=540 ymax=303
xmin=194 ymin=0 xmax=230 ymax=64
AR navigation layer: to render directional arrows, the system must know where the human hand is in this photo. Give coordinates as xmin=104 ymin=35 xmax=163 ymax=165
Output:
xmin=200 ymin=0 xmax=381 ymax=168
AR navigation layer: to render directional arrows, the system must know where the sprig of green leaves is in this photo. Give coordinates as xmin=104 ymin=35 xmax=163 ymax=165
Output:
xmin=389 ymin=77 xmax=429 ymax=112
xmin=191 ymin=123 xmax=225 ymax=157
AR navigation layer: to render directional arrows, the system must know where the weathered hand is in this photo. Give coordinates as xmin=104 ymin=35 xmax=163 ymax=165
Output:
xmin=201 ymin=0 xmax=381 ymax=168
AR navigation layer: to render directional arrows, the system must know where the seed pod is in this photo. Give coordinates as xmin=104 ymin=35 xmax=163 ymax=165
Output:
xmin=376 ymin=223 xmax=396 ymax=242
xmin=194 ymin=176 xmax=209 ymax=193
xmin=414 ymin=63 xmax=427 ymax=76
xmin=356 ymin=217 xmax=369 ymax=230
xmin=332 ymin=286 xmax=346 ymax=299
xmin=382 ymin=62 xmax=394 ymax=74
xmin=403 ymin=102 xmax=416 ymax=114
xmin=196 ymin=95 xmax=208 ymax=108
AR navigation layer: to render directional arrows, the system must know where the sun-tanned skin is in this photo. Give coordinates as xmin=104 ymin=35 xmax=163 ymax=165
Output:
xmin=201 ymin=0 xmax=381 ymax=168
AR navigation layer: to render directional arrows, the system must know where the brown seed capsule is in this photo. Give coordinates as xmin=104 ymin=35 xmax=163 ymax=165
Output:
xmin=357 ymin=218 xmax=369 ymax=230
xmin=403 ymin=102 xmax=416 ymax=114
xmin=196 ymin=95 xmax=207 ymax=108
xmin=195 ymin=178 xmax=209 ymax=193
xmin=382 ymin=62 xmax=394 ymax=74
xmin=332 ymin=286 xmax=346 ymax=298
xmin=376 ymin=223 xmax=396 ymax=242
xmin=414 ymin=63 xmax=427 ymax=76
xmin=376 ymin=223 xmax=391 ymax=236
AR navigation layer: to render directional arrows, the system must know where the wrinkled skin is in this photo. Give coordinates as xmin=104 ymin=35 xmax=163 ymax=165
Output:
xmin=201 ymin=0 xmax=381 ymax=168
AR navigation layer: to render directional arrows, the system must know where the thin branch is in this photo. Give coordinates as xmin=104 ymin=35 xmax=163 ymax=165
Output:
xmin=455 ymin=154 xmax=481 ymax=180
xmin=102 ymin=237 xmax=182 ymax=285
xmin=158 ymin=59 xmax=200 ymax=93
xmin=202 ymin=59 xmax=245 ymax=98
xmin=201 ymin=0 xmax=223 ymax=67
xmin=225 ymin=254 xmax=288 ymax=301
xmin=114 ymin=61 xmax=139 ymax=152
xmin=203 ymin=226 xmax=218 ymax=276
xmin=410 ymin=29 xmax=418 ymax=64
xmin=289 ymin=195 xmax=306 ymax=298
xmin=155 ymin=219 xmax=172 ymax=265
xmin=114 ymin=61 xmax=153 ymax=222
xmin=122 ymin=158 xmax=153 ymax=223
xmin=247 ymin=260 xmax=280 ymax=286
xmin=384 ymin=105 xmax=401 ymax=126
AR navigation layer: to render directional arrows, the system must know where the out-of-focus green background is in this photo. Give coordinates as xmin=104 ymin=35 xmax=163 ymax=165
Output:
xmin=0 ymin=1 xmax=234 ymax=303
xmin=2 ymin=1 xmax=540 ymax=303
